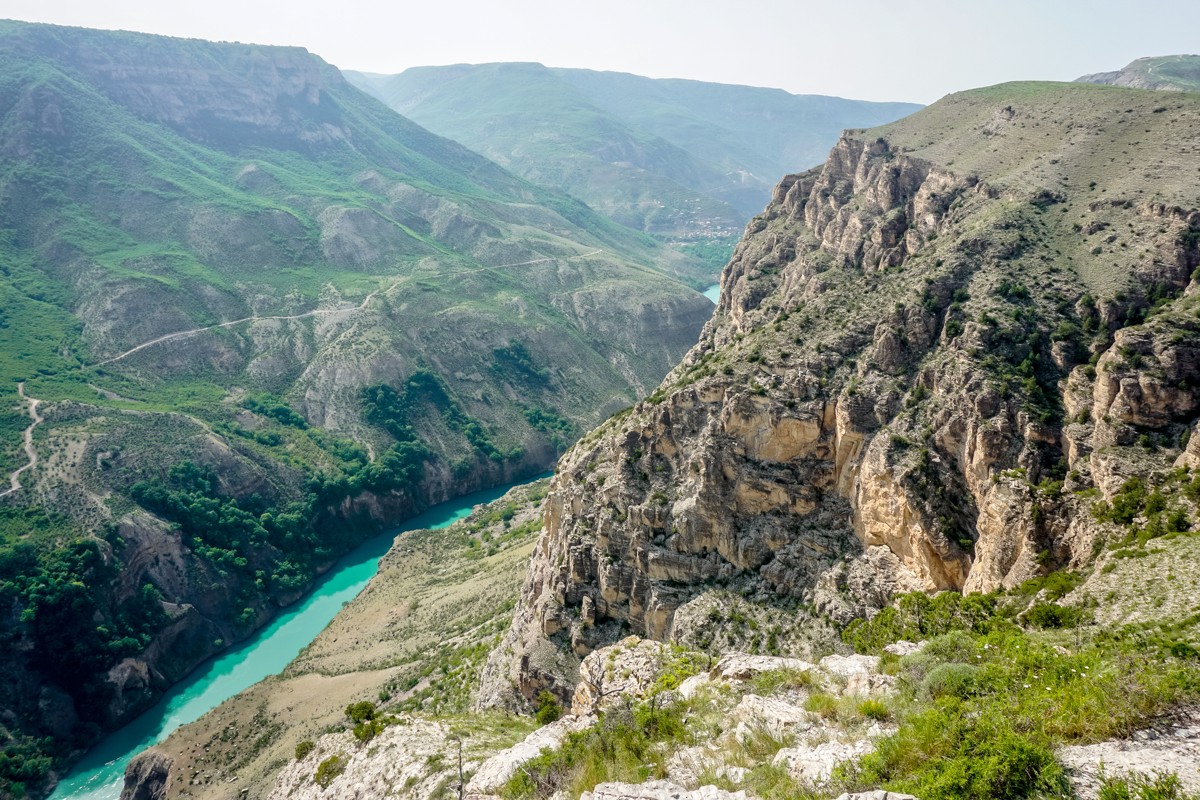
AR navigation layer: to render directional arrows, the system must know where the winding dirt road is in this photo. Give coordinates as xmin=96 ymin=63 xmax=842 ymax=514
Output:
xmin=94 ymin=249 xmax=605 ymax=367
xmin=0 ymin=383 xmax=43 ymax=499
xmin=0 ymin=248 xmax=611 ymax=493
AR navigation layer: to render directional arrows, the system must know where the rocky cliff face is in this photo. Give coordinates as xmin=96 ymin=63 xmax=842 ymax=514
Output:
xmin=478 ymin=82 xmax=1200 ymax=708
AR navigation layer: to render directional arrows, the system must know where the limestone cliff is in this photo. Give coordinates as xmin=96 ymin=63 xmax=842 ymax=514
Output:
xmin=478 ymin=81 xmax=1200 ymax=708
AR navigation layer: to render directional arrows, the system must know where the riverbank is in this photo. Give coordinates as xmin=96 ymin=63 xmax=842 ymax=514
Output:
xmin=50 ymin=479 xmax=537 ymax=800
xmin=117 ymin=480 xmax=550 ymax=800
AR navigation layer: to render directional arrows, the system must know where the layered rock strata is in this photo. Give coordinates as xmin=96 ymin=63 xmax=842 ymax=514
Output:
xmin=479 ymin=84 xmax=1200 ymax=708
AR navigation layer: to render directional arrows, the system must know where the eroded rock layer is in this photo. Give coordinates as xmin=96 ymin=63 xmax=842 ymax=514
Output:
xmin=479 ymin=82 xmax=1200 ymax=708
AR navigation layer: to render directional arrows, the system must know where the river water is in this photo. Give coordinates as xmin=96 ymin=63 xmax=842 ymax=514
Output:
xmin=51 ymin=481 xmax=523 ymax=800
xmin=703 ymin=283 xmax=720 ymax=304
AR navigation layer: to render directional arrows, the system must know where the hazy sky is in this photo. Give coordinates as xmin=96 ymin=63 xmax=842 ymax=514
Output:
xmin=4 ymin=0 xmax=1198 ymax=104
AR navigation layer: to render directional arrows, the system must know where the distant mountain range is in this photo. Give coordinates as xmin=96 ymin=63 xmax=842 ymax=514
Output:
xmin=1077 ymin=54 xmax=1200 ymax=92
xmin=347 ymin=64 xmax=921 ymax=242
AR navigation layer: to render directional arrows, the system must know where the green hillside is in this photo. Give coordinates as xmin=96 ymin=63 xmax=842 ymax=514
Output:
xmin=1078 ymin=54 xmax=1200 ymax=92
xmin=346 ymin=64 xmax=921 ymax=245
xmin=0 ymin=21 xmax=715 ymax=796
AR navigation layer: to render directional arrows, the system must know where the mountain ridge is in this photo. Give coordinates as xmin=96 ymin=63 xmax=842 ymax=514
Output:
xmin=1077 ymin=54 xmax=1200 ymax=93
xmin=479 ymin=78 xmax=1200 ymax=707
xmin=346 ymin=63 xmax=921 ymax=241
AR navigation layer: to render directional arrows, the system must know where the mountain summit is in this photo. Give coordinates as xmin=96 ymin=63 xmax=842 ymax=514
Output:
xmin=1077 ymin=54 xmax=1200 ymax=92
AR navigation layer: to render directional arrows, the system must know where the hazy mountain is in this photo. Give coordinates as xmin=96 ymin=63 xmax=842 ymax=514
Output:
xmin=347 ymin=64 xmax=921 ymax=245
xmin=1077 ymin=54 xmax=1200 ymax=92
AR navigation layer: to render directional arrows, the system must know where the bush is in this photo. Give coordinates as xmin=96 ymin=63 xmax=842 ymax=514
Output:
xmin=803 ymin=692 xmax=839 ymax=719
xmin=314 ymin=754 xmax=347 ymax=788
xmin=534 ymin=690 xmax=562 ymax=725
xmin=1099 ymin=770 xmax=1195 ymax=800
xmin=858 ymin=697 xmax=892 ymax=721
xmin=1024 ymin=602 xmax=1086 ymax=629
xmin=294 ymin=740 xmax=315 ymax=760
xmin=921 ymin=662 xmax=980 ymax=700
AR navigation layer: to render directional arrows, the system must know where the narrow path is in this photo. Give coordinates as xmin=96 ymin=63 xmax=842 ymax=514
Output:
xmin=0 ymin=383 xmax=43 ymax=499
xmin=92 ymin=248 xmax=605 ymax=367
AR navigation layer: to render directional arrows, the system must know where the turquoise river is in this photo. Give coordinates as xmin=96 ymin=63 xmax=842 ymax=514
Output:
xmin=51 ymin=480 xmax=523 ymax=800
xmin=51 ymin=284 xmax=719 ymax=799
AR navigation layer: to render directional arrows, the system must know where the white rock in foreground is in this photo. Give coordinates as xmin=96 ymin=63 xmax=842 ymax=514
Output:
xmin=1058 ymin=713 xmax=1200 ymax=799
xmin=731 ymin=694 xmax=811 ymax=741
xmin=773 ymin=740 xmax=873 ymax=783
xmin=581 ymin=779 xmax=746 ymax=800
xmin=466 ymin=713 xmax=597 ymax=794
xmin=267 ymin=719 xmax=449 ymax=800
xmin=711 ymin=653 xmax=814 ymax=681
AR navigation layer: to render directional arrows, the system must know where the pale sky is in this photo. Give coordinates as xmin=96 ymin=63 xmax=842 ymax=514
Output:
xmin=3 ymin=0 xmax=1198 ymax=104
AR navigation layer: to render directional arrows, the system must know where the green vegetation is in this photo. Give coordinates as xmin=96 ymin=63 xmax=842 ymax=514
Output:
xmin=362 ymin=371 xmax=517 ymax=464
xmin=0 ymin=536 xmax=172 ymax=792
xmin=501 ymin=699 xmax=690 ymax=799
xmin=835 ymin=592 xmax=1200 ymax=800
xmin=349 ymin=63 xmax=919 ymax=240
xmin=1092 ymin=468 xmax=1199 ymax=549
xmin=534 ymin=691 xmax=562 ymax=725
xmin=314 ymin=753 xmax=347 ymax=788
xmin=1098 ymin=770 xmax=1200 ymax=800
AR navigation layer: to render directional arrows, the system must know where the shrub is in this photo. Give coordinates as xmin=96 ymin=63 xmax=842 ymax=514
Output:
xmin=803 ymin=691 xmax=839 ymax=719
xmin=921 ymin=662 xmax=980 ymax=700
xmin=314 ymin=754 xmax=347 ymax=788
xmin=858 ymin=697 xmax=892 ymax=721
xmin=1024 ymin=602 xmax=1086 ymax=629
xmin=1098 ymin=769 xmax=1194 ymax=800
xmin=534 ymin=690 xmax=562 ymax=725
xmin=294 ymin=740 xmax=315 ymax=761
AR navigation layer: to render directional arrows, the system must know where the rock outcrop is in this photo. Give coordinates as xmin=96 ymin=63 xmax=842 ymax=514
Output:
xmin=120 ymin=750 xmax=172 ymax=800
xmin=1059 ymin=709 xmax=1200 ymax=799
xmin=479 ymin=84 xmax=1200 ymax=709
xmin=267 ymin=636 xmax=899 ymax=800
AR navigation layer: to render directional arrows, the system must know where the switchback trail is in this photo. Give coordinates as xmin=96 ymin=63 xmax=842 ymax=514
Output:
xmin=92 ymin=249 xmax=605 ymax=367
xmin=0 ymin=383 xmax=43 ymax=499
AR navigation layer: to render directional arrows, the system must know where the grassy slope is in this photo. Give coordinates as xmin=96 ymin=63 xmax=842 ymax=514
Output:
xmin=553 ymin=68 xmax=922 ymax=189
xmin=1078 ymin=54 xmax=1200 ymax=93
xmin=347 ymin=63 xmax=748 ymax=236
xmin=348 ymin=64 xmax=922 ymax=233
xmin=872 ymin=81 xmax=1200 ymax=295
xmin=0 ymin=20 xmax=711 ymax=474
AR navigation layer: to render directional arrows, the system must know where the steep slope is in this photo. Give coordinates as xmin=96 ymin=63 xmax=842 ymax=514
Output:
xmin=1078 ymin=54 xmax=1200 ymax=92
xmin=349 ymin=63 xmax=748 ymax=238
xmin=347 ymin=64 xmax=920 ymax=245
xmin=122 ymin=481 xmax=549 ymax=800
xmin=0 ymin=21 xmax=713 ymax=797
xmin=478 ymin=80 xmax=1200 ymax=708
xmin=553 ymin=68 xmax=921 ymax=196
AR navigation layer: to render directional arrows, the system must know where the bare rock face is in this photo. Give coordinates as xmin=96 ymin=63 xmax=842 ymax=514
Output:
xmin=581 ymin=780 xmax=746 ymax=800
xmin=480 ymin=94 xmax=1200 ymax=710
xmin=267 ymin=719 xmax=452 ymax=800
xmin=121 ymin=750 xmax=173 ymax=800
xmin=1059 ymin=710 xmax=1200 ymax=799
xmin=466 ymin=714 xmax=597 ymax=795
xmin=572 ymin=637 xmax=677 ymax=715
